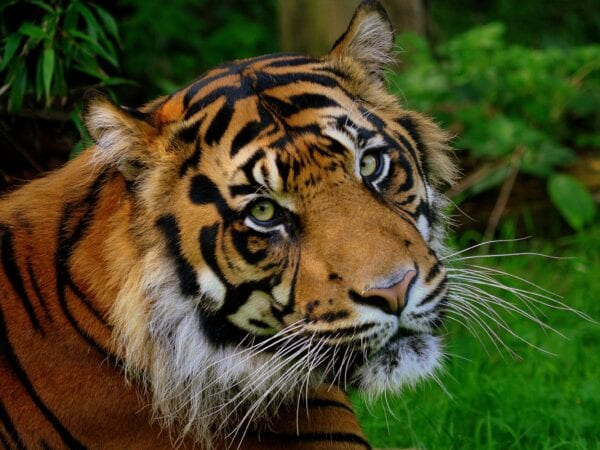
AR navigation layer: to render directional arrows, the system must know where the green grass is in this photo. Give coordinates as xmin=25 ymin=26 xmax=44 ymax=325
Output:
xmin=352 ymin=229 xmax=600 ymax=449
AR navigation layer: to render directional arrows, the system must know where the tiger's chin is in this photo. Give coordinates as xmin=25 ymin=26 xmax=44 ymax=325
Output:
xmin=352 ymin=333 xmax=443 ymax=396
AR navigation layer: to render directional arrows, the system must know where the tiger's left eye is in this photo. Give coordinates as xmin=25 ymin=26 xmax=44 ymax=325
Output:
xmin=360 ymin=153 xmax=379 ymax=177
xmin=250 ymin=200 xmax=276 ymax=223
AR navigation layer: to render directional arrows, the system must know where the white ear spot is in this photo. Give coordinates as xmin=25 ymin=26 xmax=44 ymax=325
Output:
xmin=198 ymin=268 xmax=226 ymax=310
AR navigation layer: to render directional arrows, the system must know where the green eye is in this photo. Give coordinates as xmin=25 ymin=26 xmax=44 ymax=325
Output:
xmin=250 ymin=200 xmax=276 ymax=222
xmin=360 ymin=153 xmax=379 ymax=177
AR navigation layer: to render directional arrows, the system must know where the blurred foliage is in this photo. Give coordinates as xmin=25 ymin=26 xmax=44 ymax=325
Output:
xmin=0 ymin=0 xmax=277 ymax=158
xmin=1 ymin=0 xmax=598 ymax=233
xmin=389 ymin=24 xmax=599 ymax=230
xmin=0 ymin=0 xmax=126 ymax=112
xmin=429 ymin=0 xmax=600 ymax=48
xmin=115 ymin=0 xmax=277 ymax=100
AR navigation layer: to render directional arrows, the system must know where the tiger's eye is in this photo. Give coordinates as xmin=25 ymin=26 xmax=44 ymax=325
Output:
xmin=250 ymin=200 xmax=275 ymax=222
xmin=360 ymin=153 xmax=378 ymax=177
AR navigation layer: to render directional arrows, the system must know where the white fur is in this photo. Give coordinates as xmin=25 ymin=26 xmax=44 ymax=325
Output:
xmin=354 ymin=335 xmax=443 ymax=397
xmin=110 ymin=250 xmax=320 ymax=449
xmin=198 ymin=268 xmax=227 ymax=310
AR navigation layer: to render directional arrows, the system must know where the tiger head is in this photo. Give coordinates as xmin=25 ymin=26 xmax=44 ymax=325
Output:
xmin=84 ymin=0 xmax=457 ymax=442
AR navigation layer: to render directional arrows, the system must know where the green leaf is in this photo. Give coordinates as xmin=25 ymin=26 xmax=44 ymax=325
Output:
xmin=0 ymin=34 xmax=22 ymax=72
xmin=73 ymin=61 xmax=108 ymax=80
xmin=68 ymin=29 xmax=118 ymax=67
xmin=18 ymin=23 xmax=47 ymax=39
xmin=9 ymin=62 xmax=27 ymax=112
xmin=76 ymin=2 xmax=102 ymax=42
xmin=35 ymin=54 xmax=44 ymax=100
xmin=92 ymin=4 xmax=121 ymax=44
xmin=42 ymin=46 xmax=54 ymax=103
xmin=26 ymin=0 xmax=53 ymax=13
xmin=100 ymin=77 xmax=134 ymax=86
xmin=548 ymin=174 xmax=597 ymax=231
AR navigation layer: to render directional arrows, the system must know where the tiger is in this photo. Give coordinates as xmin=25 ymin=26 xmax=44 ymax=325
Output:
xmin=0 ymin=1 xmax=458 ymax=448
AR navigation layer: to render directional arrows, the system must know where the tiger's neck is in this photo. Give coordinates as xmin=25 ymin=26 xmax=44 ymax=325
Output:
xmin=0 ymin=149 xmax=136 ymax=355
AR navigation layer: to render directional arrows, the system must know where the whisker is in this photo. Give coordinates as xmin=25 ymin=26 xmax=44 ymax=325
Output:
xmin=441 ymin=237 xmax=532 ymax=261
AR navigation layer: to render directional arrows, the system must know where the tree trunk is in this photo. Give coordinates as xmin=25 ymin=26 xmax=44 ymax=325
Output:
xmin=278 ymin=0 xmax=427 ymax=56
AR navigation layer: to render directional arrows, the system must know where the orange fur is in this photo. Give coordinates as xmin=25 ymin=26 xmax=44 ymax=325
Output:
xmin=0 ymin=1 xmax=456 ymax=448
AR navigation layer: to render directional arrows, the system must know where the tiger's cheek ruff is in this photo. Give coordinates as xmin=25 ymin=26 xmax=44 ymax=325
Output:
xmin=109 ymin=243 xmax=318 ymax=448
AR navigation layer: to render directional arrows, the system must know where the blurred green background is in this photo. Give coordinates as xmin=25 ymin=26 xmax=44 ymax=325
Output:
xmin=0 ymin=0 xmax=598 ymax=448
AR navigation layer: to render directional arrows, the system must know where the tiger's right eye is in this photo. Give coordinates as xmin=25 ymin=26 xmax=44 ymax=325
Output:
xmin=360 ymin=153 xmax=379 ymax=177
xmin=249 ymin=200 xmax=276 ymax=223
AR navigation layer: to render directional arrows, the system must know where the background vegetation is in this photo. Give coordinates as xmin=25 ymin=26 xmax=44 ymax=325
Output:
xmin=1 ymin=1 xmax=598 ymax=448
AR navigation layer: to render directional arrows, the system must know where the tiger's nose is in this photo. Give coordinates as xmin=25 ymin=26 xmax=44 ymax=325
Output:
xmin=363 ymin=270 xmax=417 ymax=315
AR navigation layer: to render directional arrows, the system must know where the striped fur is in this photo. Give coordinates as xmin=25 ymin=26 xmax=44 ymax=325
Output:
xmin=0 ymin=1 xmax=457 ymax=448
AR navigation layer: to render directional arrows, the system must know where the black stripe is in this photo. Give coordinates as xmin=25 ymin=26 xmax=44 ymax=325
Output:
xmin=239 ymin=149 xmax=266 ymax=185
xmin=0 ymin=303 xmax=85 ymax=449
xmin=183 ymin=70 xmax=233 ymax=109
xmin=425 ymin=261 xmax=441 ymax=283
xmin=395 ymin=152 xmax=415 ymax=193
xmin=414 ymin=200 xmax=432 ymax=223
xmin=26 ymin=261 xmax=51 ymax=320
xmin=310 ymin=322 xmax=376 ymax=338
xmin=305 ymin=398 xmax=355 ymax=414
xmin=274 ymin=156 xmax=290 ymax=189
xmin=248 ymin=319 xmax=270 ymax=329
xmin=231 ymin=121 xmax=263 ymax=157
xmin=261 ymin=93 xmax=339 ymax=119
xmin=0 ymin=432 xmax=10 ymax=450
xmin=349 ymin=290 xmax=393 ymax=315
xmin=289 ymin=93 xmax=339 ymax=110
xmin=57 ymin=283 xmax=115 ymax=361
xmin=68 ymin=280 xmax=110 ymax=327
xmin=199 ymin=224 xmax=228 ymax=284
xmin=229 ymin=184 xmax=258 ymax=198
xmin=55 ymin=172 xmax=117 ymax=362
xmin=396 ymin=116 xmax=430 ymax=181
xmin=0 ymin=226 xmax=42 ymax=333
xmin=253 ymin=71 xmax=342 ymax=92
xmin=179 ymin=139 xmax=203 ymax=177
xmin=256 ymin=431 xmax=371 ymax=449
xmin=189 ymin=174 xmax=234 ymax=220
xmin=155 ymin=215 xmax=200 ymax=297
xmin=175 ymin=120 xmax=202 ymax=144
xmin=205 ymin=100 xmax=234 ymax=146
xmin=417 ymin=276 xmax=448 ymax=307
xmin=185 ymin=86 xmax=238 ymax=121
xmin=395 ymin=194 xmax=416 ymax=206
xmin=0 ymin=399 xmax=25 ymax=450
xmin=120 ymin=106 xmax=148 ymax=121
xmin=231 ymin=228 xmax=268 ymax=265
xmin=263 ymin=56 xmax=317 ymax=68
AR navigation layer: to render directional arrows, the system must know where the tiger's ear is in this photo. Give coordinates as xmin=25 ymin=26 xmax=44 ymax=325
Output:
xmin=328 ymin=0 xmax=395 ymax=83
xmin=83 ymin=90 xmax=158 ymax=180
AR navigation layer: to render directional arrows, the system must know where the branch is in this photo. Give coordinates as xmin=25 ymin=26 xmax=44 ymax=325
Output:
xmin=483 ymin=146 xmax=526 ymax=243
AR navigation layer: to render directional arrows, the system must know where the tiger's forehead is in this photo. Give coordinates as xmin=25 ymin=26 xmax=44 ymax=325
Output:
xmin=157 ymin=53 xmax=365 ymax=126
xmin=160 ymin=53 xmax=422 ymax=207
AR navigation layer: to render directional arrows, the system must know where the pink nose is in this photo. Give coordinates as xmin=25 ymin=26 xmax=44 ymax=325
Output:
xmin=364 ymin=270 xmax=417 ymax=315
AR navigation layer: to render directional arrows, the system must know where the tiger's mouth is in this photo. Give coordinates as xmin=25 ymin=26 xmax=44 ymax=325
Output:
xmin=349 ymin=328 xmax=443 ymax=393
xmin=313 ymin=326 xmax=442 ymax=391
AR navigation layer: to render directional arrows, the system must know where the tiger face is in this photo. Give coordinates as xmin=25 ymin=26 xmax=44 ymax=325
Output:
xmin=84 ymin=0 xmax=457 ymax=441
